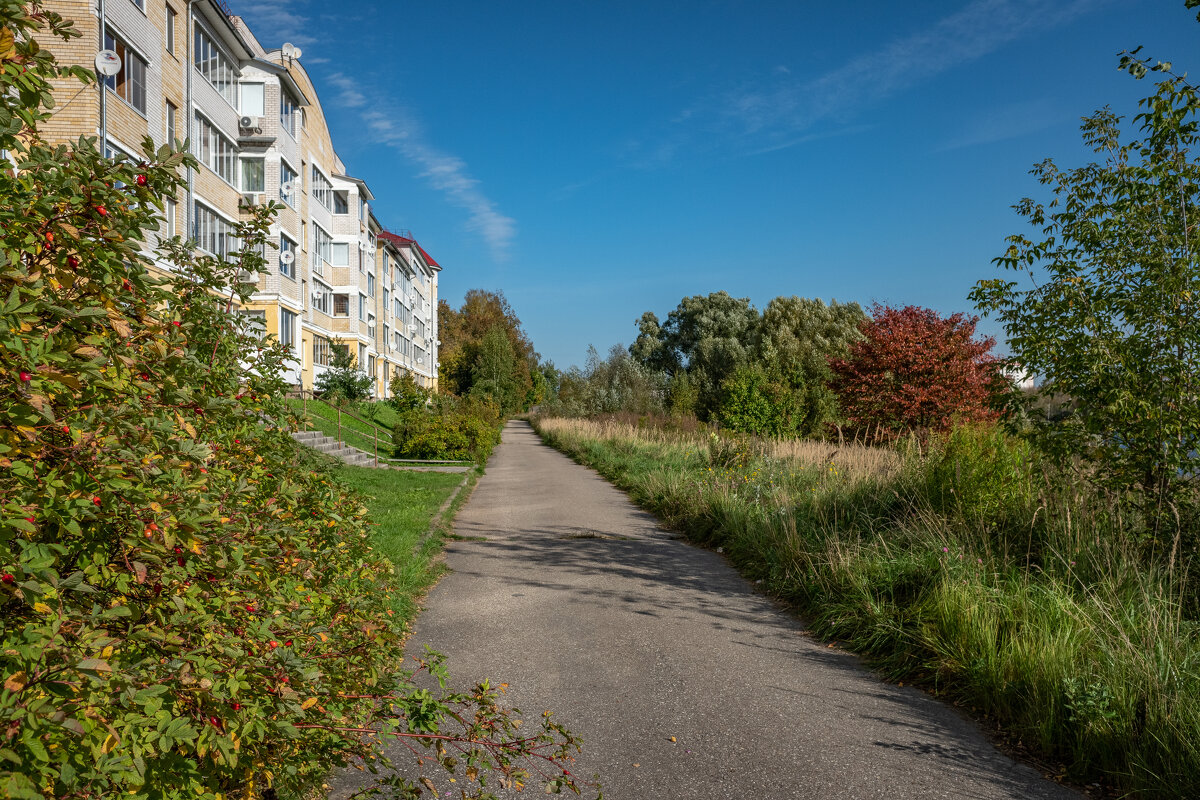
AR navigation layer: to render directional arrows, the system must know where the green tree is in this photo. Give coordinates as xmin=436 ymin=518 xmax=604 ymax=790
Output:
xmin=388 ymin=369 xmax=429 ymax=412
xmin=438 ymin=290 xmax=538 ymax=407
xmin=755 ymin=296 xmax=866 ymax=436
xmin=971 ymin=48 xmax=1200 ymax=526
xmin=313 ymin=339 xmax=373 ymax=401
xmin=630 ymin=291 xmax=759 ymax=420
xmin=470 ymin=324 xmax=520 ymax=411
xmin=716 ymin=365 xmax=806 ymax=437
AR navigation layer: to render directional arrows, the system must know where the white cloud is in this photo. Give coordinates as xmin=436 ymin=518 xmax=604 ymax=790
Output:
xmin=235 ymin=0 xmax=317 ymax=47
xmin=635 ymin=0 xmax=1109 ymax=163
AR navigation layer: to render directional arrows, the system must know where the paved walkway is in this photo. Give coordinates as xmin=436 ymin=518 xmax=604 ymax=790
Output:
xmin=332 ymin=420 xmax=1079 ymax=799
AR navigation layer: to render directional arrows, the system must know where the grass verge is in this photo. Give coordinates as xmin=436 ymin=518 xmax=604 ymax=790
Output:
xmin=332 ymin=465 xmax=466 ymax=625
xmin=532 ymin=416 xmax=1200 ymax=799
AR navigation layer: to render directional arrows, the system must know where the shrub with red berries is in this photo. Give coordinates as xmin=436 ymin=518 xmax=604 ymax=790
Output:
xmin=0 ymin=6 xmax=589 ymax=800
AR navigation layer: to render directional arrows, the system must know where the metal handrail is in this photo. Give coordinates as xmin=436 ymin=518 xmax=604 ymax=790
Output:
xmin=294 ymin=389 xmax=394 ymax=467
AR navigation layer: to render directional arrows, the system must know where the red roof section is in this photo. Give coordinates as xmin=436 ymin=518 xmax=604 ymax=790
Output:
xmin=379 ymin=231 xmax=440 ymax=269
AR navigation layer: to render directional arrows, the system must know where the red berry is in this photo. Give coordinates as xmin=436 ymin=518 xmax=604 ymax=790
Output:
xmin=24 ymin=517 xmax=34 ymax=523
xmin=171 ymin=321 xmax=181 ymax=327
xmin=173 ymin=547 xmax=182 ymax=554
xmin=269 ymin=641 xmax=279 ymax=649
xmin=61 ymin=426 xmax=69 ymax=434
xmin=199 ymin=468 xmax=207 ymax=474
xmin=136 ymin=175 xmax=147 ymax=186
xmin=92 ymin=496 xmax=101 ymax=506
xmin=1 ymin=574 xmax=14 ymax=584
xmin=245 ymin=605 xmax=255 ymax=612
xmin=176 ymin=556 xmax=185 ymax=566
xmin=18 ymin=371 xmax=30 ymax=382
xmin=95 ymin=205 xmax=107 ymax=216
xmin=230 ymin=702 xmax=242 ymax=711
xmin=209 ymin=716 xmax=221 ymax=727
xmin=122 ymin=279 xmax=132 ymax=291
xmin=140 ymin=374 xmax=149 ymax=380
xmin=67 ymin=256 xmax=79 ymax=269
xmin=44 ymin=231 xmax=53 ymax=244
xmin=285 ymin=640 xmax=292 ymax=647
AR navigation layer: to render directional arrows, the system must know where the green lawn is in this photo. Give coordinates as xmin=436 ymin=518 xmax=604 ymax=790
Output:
xmin=332 ymin=465 xmax=468 ymax=624
xmin=287 ymin=398 xmax=396 ymax=457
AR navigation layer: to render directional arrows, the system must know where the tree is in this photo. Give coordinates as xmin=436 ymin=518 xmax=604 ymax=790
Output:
xmin=437 ymin=290 xmax=537 ymax=407
xmin=972 ymin=43 xmax=1200 ymax=524
xmin=470 ymin=324 xmax=521 ymax=411
xmin=388 ymin=369 xmax=429 ymax=412
xmin=630 ymin=291 xmax=759 ymax=420
xmin=313 ymin=339 xmax=373 ymax=400
xmin=716 ymin=365 xmax=807 ymax=437
xmin=755 ymin=296 xmax=866 ymax=436
xmin=828 ymin=304 xmax=1000 ymax=442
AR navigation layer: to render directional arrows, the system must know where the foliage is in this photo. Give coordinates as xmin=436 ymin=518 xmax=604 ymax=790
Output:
xmin=313 ymin=340 xmax=373 ymax=401
xmin=469 ymin=325 xmax=521 ymax=412
xmin=714 ymin=365 xmax=805 ymax=438
xmin=535 ymin=416 xmax=1200 ymax=799
xmin=665 ymin=370 xmax=698 ymax=417
xmin=388 ymin=370 xmax=430 ymax=414
xmin=755 ymin=296 xmax=865 ymax=435
xmin=828 ymin=304 xmax=1001 ymax=442
xmin=970 ymin=59 xmax=1200 ymax=526
xmin=0 ymin=9 xmax=591 ymax=799
xmin=629 ymin=291 xmax=758 ymax=420
xmin=437 ymin=290 xmax=537 ymax=411
xmin=394 ymin=396 xmax=501 ymax=464
xmin=546 ymin=345 xmax=667 ymax=418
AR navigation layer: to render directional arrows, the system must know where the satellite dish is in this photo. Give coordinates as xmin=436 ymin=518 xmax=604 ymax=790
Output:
xmin=281 ymin=43 xmax=295 ymax=59
xmin=280 ymin=251 xmax=295 ymax=265
xmin=292 ymin=48 xmax=303 ymax=60
xmin=280 ymin=181 xmax=294 ymax=196
xmin=95 ymin=50 xmax=121 ymax=77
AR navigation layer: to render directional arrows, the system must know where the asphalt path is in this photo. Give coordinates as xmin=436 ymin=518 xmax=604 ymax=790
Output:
xmin=330 ymin=420 xmax=1079 ymax=799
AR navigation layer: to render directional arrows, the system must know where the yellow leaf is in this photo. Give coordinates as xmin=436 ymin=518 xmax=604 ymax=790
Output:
xmin=189 ymin=540 xmax=202 ymax=555
xmin=149 ymin=502 xmax=163 ymax=513
xmin=300 ymin=697 xmax=317 ymax=710
xmin=33 ymin=602 xmax=52 ymax=614
xmin=101 ymin=733 xmax=119 ymax=754
xmin=317 ymin=632 xmax=328 ymax=642
xmin=101 ymin=646 xmax=114 ymax=659
xmin=4 ymin=671 xmax=28 ymax=692
xmin=0 ymin=28 xmax=14 ymax=61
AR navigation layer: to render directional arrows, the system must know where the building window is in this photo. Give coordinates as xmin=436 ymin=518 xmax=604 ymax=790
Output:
xmin=330 ymin=242 xmax=349 ymax=267
xmin=279 ymin=234 xmax=296 ymax=279
xmin=165 ymin=6 xmax=176 ymax=54
xmin=165 ymin=100 xmax=177 ymax=145
xmin=333 ymin=190 xmax=349 ymax=215
xmin=194 ymin=24 xmax=237 ymax=107
xmin=281 ymin=90 xmax=299 ymax=137
xmin=333 ymin=293 xmax=349 ymax=317
xmin=311 ymin=167 xmax=333 ymax=212
xmin=313 ymin=224 xmax=333 ymax=267
xmin=358 ymin=343 xmax=367 ymax=367
xmin=367 ymin=272 xmax=376 ymax=298
xmin=359 ymin=195 xmax=366 ymax=221
xmin=164 ymin=198 xmax=176 ymax=239
xmin=280 ymin=309 xmax=296 ymax=350
xmin=280 ymin=160 xmax=297 ymax=207
xmin=103 ymin=30 xmax=147 ymax=114
xmin=311 ymin=281 xmax=331 ymax=315
xmin=367 ymin=315 xmax=376 ymax=339
xmin=193 ymin=202 xmax=236 ymax=258
xmin=241 ymin=83 xmax=264 ymax=118
xmin=368 ymin=354 xmax=376 ymax=376
xmin=359 ymin=294 xmax=367 ymax=322
xmin=313 ymin=336 xmax=332 ymax=367
xmin=240 ymin=158 xmax=265 ymax=193
xmin=194 ymin=113 xmax=237 ymax=184
xmin=384 ymin=324 xmax=390 ymax=348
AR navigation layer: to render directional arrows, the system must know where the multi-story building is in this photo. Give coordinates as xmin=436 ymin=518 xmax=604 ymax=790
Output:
xmin=40 ymin=0 xmax=439 ymax=397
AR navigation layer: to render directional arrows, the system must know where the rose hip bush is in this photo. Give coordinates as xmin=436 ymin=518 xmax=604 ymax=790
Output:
xmin=0 ymin=5 xmax=591 ymax=799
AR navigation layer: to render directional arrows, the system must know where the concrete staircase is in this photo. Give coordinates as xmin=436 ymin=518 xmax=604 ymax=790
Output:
xmin=292 ymin=430 xmax=381 ymax=468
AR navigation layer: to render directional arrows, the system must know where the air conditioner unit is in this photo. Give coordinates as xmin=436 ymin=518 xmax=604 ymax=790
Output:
xmin=239 ymin=115 xmax=261 ymax=131
xmin=238 ymin=270 xmax=258 ymax=283
xmin=407 ymin=324 xmax=417 ymax=333
xmin=241 ymin=192 xmax=262 ymax=206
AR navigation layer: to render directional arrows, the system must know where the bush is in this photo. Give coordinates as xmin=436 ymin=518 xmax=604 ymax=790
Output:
xmin=0 ymin=9 xmax=588 ymax=798
xmin=394 ymin=396 xmax=501 ymax=463
xmin=314 ymin=341 xmax=373 ymax=401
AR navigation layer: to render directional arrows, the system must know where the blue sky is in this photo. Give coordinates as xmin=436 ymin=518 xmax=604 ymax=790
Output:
xmin=237 ymin=0 xmax=1197 ymax=369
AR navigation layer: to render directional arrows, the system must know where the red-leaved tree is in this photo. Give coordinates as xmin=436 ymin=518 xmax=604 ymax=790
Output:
xmin=827 ymin=304 xmax=1001 ymax=442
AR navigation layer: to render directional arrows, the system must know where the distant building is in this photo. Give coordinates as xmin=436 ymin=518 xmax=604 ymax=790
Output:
xmin=39 ymin=0 xmax=439 ymax=396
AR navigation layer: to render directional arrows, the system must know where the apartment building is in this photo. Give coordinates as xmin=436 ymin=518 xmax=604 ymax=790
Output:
xmin=40 ymin=0 xmax=440 ymax=396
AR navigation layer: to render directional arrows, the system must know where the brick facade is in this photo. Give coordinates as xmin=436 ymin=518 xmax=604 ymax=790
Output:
xmin=41 ymin=0 xmax=442 ymax=397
